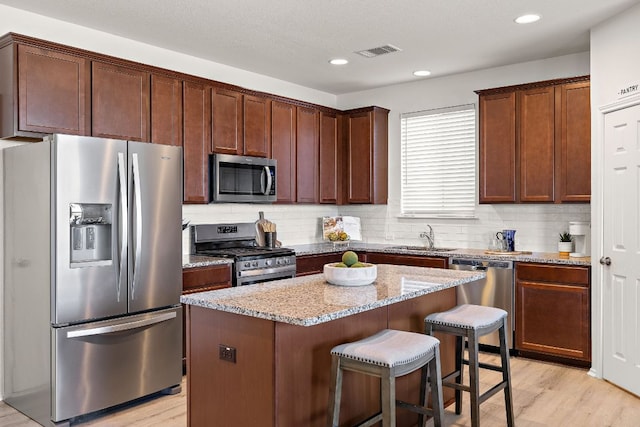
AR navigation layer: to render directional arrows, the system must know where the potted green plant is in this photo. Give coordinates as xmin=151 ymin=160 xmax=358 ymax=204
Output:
xmin=558 ymin=232 xmax=573 ymax=255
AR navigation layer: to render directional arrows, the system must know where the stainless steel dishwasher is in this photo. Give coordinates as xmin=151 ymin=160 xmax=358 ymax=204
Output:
xmin=449 ymin=257 xmax=515 ymax=349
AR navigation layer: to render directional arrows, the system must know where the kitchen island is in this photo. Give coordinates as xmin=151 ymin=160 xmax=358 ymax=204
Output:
xmin=181 ymin=264 xmax=484 ymax=427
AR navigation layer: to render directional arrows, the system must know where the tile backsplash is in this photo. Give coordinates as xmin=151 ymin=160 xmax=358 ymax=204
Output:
xmin=182 ymin=203 xmax=590 ymax=254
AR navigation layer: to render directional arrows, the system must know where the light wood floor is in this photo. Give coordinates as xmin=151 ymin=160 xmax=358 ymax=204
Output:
xmin=1 ymin=353 xmax=639 ymax=426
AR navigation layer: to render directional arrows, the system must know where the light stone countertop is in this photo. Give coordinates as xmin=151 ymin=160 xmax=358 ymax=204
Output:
xmin=289 ymin=243 xmax=591 ymax=266
xmin=180 ymin=264 xmax=485 ymax=326
xmin=182 ymin=254 xmax=233 ymax=269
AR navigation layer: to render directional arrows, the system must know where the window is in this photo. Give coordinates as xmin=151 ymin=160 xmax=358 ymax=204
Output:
xmin=400 ymin=104 xmax=476 ymax=218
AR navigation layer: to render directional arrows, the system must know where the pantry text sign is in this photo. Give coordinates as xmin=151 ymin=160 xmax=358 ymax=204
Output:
xmin=618 ymin=83 xmax=639 ymax=98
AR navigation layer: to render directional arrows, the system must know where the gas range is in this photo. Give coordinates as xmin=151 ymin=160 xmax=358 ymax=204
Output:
xmin=190 ymin=223 xmax=296 ymax=286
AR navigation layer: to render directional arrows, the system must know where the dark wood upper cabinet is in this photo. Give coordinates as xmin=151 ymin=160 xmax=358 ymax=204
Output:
xmin=319 ymin=112 xmax=340 ymax=204
xmin=556 ymin=82 xmax=591 ymax=202
xmin=296 ymin=106 xmax=319 ymax=203
xmin=344 ymin=107 xmax=389 ymax=204
xmin=151 ymin=74 xmax=183 ymax=146
xmin=271 ymin=101 xmax=297 ymax=203
xmin=478 ymin=92 xmax=517 ymax=203
xmin=211 ymin=88 xmax=243 ymax=154
xmin=0 ymin=40 xmax=90 ymax=138
xmin=92 ymin=61 xmax=150 ymax=141
xmin=243 ymin=95 xmax=271 ymax=157
xmin=519 ymin=86 xmax=555 ymax=202
xmin=477 ymin=76 xmax=590 ymax=204
xmin=183 ymin=81 xmax=211 ymax=204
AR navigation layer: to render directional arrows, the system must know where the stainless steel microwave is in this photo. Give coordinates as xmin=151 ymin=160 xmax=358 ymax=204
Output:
xmin=210 ymin=153 xmax=277 ymax=203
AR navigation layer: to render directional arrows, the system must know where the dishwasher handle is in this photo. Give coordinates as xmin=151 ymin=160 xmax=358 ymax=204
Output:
xmin=449 ymin=257 xmax=513 ymax=270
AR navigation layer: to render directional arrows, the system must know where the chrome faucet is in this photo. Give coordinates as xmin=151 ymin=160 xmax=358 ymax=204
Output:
xmin=419 ymin=225 xmax=435 ymax=249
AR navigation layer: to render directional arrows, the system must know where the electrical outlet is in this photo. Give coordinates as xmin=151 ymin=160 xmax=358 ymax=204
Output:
xmin=219 ymin=344 xmax=236 ymax=363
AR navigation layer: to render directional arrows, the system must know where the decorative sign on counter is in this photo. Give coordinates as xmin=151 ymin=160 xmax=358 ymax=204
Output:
xmin=322 ymin=216 xmax=362 ymax=241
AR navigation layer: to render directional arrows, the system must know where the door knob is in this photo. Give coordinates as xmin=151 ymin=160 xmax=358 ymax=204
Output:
xmin=599 ymin=256 xmax=612 ymax=266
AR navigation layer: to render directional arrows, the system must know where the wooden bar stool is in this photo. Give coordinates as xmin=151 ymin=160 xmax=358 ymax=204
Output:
xmin=424 ymin=304 xmax=515 ymax=427
xmin=327 ymin=329 xmax=444 ymax=427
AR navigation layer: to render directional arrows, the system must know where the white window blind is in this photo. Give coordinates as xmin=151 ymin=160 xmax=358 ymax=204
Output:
xmin=400 ymin=104 xmax=476 ymax=218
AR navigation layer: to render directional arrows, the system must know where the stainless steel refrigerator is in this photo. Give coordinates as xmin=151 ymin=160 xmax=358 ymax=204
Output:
xmin=3 ymin=134 xmax=183 ymax=426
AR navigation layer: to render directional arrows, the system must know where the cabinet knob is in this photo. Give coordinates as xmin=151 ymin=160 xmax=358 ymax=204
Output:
xmin=599 ymin=256 xmax=611 ymax=266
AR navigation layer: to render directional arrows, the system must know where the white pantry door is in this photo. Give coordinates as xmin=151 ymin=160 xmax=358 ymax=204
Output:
xmin=602 ymin=102 xmax=640 ymax=397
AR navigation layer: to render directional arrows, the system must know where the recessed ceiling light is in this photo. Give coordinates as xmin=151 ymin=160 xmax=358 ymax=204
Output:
xmin=413 ymin=70 xmax=431 ymax=77
xmin=329 ymin=58 xmax=348 ymax=65
xmin=515 ymin=14 xmax=541 ymax=24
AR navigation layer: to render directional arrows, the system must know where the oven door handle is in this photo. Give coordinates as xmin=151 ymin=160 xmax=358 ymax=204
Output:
xmin=238 ymin=266 xmax=296 ymax=278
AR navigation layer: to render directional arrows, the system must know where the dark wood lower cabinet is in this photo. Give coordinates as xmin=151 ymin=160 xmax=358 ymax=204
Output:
xmin=182 ymin=264 xmax=232 ymax=369
xmin=515 ymin=263 xmax=591 ymax=364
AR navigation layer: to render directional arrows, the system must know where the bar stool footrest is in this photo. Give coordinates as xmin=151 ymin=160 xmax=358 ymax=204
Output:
xmin=396 ymin=399 xmax=435 ymax=417
xmin=354 ymin=412 xmax=382 ymax=427
xmin=443 ymin=381 xmax=470 ymax=392
xmin=479 ymin=380 xmax=509 ymax=405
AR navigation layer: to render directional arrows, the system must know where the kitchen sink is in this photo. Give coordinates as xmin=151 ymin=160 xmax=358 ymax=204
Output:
xmin=388 ymin=245 xmax=457 ymax=252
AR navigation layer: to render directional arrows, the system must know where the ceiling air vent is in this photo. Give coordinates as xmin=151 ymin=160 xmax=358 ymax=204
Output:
xmin=355 ymin=44 xmax=402 ymax=58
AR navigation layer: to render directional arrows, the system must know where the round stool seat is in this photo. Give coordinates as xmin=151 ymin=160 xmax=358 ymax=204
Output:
xmin=331 ymin=329 xmax=439 ymax=374
xmin=425 ymin=304 xmax=506 ymax=331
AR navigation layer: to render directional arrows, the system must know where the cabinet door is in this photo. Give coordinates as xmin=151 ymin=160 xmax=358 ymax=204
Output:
xmin=271 ymin=101 xmax=296 ymax=203
xmin=515 ymin=263 xmax=591 ymax=362
xmin=244 ymin=95 xmax=271 ymax=157
xmin=346 ymin=111 xmax=373 ymax=203
xmin=183 ymin=81 xmax=211 ymax=204
xmin=151 ymin=74 xmax=182 ymax=146
xmin=556 ymin=82 xmax=591 ymax=202
xmin=17 ymin=44 xmax=90 ymax=135
xmin=365 ymin=253 xmax=447 ymax=268
xmin=92 ymin=62 xmax=150 ymax=141
xmin=319 ymin=112 xmax=340 ymax=204
xmin=479 ymin=92 xmax=517 ymax=203
xmin=519 ymin=86 xmax=555 ymax=202
xmin=296 ymin=106 xmax=319 ymax=203
xmin=212 ymin=88 xmax=242 ymax=154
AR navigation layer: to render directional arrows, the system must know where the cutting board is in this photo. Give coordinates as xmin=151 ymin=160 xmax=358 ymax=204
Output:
xmin=484 ymin=250 xmax=532 ymax=255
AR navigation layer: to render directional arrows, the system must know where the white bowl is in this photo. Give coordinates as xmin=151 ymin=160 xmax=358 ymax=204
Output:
xmin=323 ymin=263 xmax=377 ymax=287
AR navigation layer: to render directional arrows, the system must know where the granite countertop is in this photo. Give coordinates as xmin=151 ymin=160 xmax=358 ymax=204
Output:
xmin=180 ymin=264 xmax=485 ymax=326
xmin=289 ymin=243 xmax=591 ymax=266
xmin=182 ymin=254 xmax=233 ymax=269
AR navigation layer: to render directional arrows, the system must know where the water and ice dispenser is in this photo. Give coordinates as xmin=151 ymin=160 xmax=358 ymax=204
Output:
xmin=69 ymin=203 xmax=113 ymax=264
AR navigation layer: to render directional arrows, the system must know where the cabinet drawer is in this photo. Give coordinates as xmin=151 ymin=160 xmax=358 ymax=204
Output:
xmin=182 ymin=264 xmax=232 ymax=294
xmin=365 ymin=253 xmax=447 ymax=269
xmin=296 ymin=253 xmax=342 ymax=276
xmin=516 ymin=263 xmax=589 ymax=286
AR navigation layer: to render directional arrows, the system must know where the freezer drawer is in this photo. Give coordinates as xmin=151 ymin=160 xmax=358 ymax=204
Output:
xmin=52 ymin=307 xmax=182 ymax=423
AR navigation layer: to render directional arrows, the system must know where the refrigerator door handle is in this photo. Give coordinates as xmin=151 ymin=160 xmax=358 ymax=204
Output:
xmin=66 ymin=311 xmax=176 ymax=338
xmin=117 ymin=152 xmax=128 ymax=301
xmin=131 ymin=153 xmax=143 ymax=300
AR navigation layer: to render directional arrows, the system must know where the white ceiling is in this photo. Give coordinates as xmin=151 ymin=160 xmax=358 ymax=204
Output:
xmin=2 ymin=0 xmax=639 ymax=94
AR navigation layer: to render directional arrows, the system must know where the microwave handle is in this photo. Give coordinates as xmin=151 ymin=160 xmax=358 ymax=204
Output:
xmin=261 ymin=166 xmax=272 ymax=196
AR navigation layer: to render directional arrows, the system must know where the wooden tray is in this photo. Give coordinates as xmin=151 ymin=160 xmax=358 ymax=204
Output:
xmin=484 ymin=250 xmax=532 ymax=255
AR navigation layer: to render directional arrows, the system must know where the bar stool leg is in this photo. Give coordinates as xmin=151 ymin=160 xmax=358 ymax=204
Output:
xmin=454 ymin=334 xmax=464 ymax=415
xmin=380 ymin=368 xmax=395 ymax=427
xmin=430 ymin=346 xmax=445 ymax=427
xmin=418 ymin=364 xmax=428 ymax=427
xmin=468 ymin=332 xmax=481 ymax=427
xmin=327 ymin=355 xmax=343 ymax=427
xmin=499 ymin=318 xmax=515 ymax=427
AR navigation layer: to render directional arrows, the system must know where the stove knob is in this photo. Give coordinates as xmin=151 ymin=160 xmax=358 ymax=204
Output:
xmin=252 ymin=261 xmax=259 ymax=267
xmin=244 ymin=262 xmax=251 ymax=268
xmin=265 ymin=259 xmax=273 ymax=266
